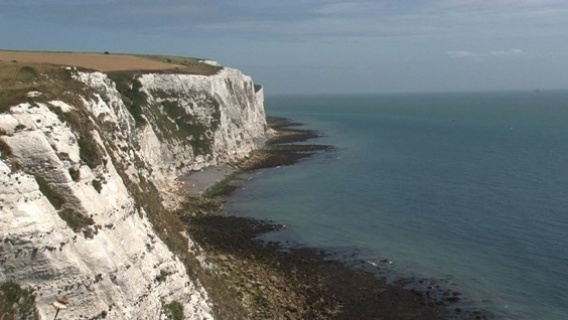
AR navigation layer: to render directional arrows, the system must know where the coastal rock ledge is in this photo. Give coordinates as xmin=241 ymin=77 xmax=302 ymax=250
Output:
xmin=0 ymin=62 xmax=267 ymax=319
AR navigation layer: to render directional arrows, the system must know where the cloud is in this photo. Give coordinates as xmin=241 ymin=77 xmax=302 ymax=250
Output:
xmin=447 ymin=50 xmax=479 ymax=58
xmin=489 ymin=49 xmax=524 ymax=56
xmin=3 ymin=0 xmax=568 ymax=44
xmin=314 ymin=2 xmax=369 ymax=15
xmin=448 ymin=49 xmax=525 ymax=58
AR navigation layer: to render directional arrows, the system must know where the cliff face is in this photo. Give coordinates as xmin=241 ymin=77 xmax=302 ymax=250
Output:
xmin=0 ymin=65 xmax=267 ymax=319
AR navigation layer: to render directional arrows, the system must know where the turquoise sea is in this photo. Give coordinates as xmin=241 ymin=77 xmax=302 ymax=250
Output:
xmin=226 ymin=91 xmax=568 ymax=319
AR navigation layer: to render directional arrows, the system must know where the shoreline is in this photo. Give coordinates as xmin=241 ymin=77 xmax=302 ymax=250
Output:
xmin=180 ymin=117 xmax=492 ymax=319
xmin=178 ymin=166 xmax=235 ymax=196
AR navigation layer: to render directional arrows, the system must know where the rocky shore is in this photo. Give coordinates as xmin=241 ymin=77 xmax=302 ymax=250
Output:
xmin=178 ymin=117 xmax=492 ymax=320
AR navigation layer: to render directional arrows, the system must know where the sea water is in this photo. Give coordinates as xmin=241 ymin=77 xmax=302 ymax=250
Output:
xmin=225 ymin=91 xmax=568 ymax=319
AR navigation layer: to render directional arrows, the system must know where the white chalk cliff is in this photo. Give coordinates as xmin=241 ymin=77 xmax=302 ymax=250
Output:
xmin=0 ymin=65 xmax=267 ymax=319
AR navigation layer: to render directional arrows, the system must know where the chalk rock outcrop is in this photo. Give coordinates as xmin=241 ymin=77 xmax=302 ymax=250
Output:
xmin=0 ymin=65 xmax=267 ymax=319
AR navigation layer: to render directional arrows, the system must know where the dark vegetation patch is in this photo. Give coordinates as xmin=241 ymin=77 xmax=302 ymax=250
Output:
xmin=58 ymin=208 xmax=95 ymax=233
xmin=0 ymin=138 xmax=21 ymax=171
xmin=0 ymin=61 xmax=104 ymax=170
xmin=104 ymin=151 xmax=202 ymax=289
xmin=159 ymin=98 xmax=219 ymax=155
xmin=163 ymin=300 xmax=185 ymax=320
xmin=92 ymin=178 xmax=103 ymax=193
xmin=155 ymin=269 xmax=172 ymax=283
xmin=34 ymin=175 xmax=65 ymax=209
xmin=0 ymin=61 xmax=102 ymax=236
xmin=0 ymin=281 xmax=39 ymax=320
xmin=17 ymin=66 xmax=38 ymax=80
xmin=68 ymin=167 xmax=81 ymax=182
xmin=0 ymin=138 xmax=12 ymax=158
xmin=34 ymin=175 xmax=95 ymax=233
xmin=77 ymin=135 xmax=103 ymax=169
xmin=111 ymin=178 xmax=242 ymax=320
xmin=107 ymin=71 xmax=222 ymax=155
xmin=106 ymin=71 xmax=148 ymax=126
xmin=50 ymin=107 xmax=104 ymax=169
xmin=144 ymin=89 xmax=221 ymax=155
xmin=253 ymin=84 xmax=262 ymax=92
xmin=177 ymin=196 xmax=222 ymax=217
xmin=0 ymin=61 xmax=92 ymax=113
xmin=133 ymin=174 xmax=187 ymax=254
xmin=140 ymin=54 xmax=222 ymax=76
xmin=202 ymin=173 xmax=241 ymax=198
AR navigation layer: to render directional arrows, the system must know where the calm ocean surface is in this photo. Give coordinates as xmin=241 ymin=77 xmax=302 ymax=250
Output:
xmin=226 ymin=91 xmax=568 ymax=319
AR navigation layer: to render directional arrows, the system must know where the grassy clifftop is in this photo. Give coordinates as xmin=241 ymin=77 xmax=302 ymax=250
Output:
xmin=0 ymin=50 xmax=223 ymax=112
xmin=0 ymin=60 xmax=88 ymax=112
xmin=0 ymin=50 xmax=221 ymax=74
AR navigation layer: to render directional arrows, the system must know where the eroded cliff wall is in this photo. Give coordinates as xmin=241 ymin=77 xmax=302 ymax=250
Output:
xmin=0 ymin=65 xmax=267 ymax=319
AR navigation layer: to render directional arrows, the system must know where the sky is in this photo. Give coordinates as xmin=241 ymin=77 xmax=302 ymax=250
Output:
xmin=1 ymin=0 xmax=568 ymax=95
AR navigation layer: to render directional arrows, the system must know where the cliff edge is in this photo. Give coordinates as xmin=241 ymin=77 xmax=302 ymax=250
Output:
xmin=0 ymin=53 xmax=267 ymax=319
